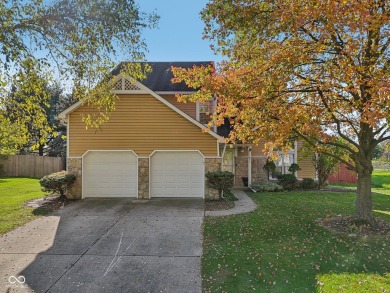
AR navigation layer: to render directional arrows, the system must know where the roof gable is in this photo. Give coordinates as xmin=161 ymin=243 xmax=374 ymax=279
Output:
xmin=112 ymin=61 xmax=213 ymax=92
xmin=58 ymin=65 xmax=222 ymax=141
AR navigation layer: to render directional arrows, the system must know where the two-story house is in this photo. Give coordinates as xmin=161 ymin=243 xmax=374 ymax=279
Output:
xmin=59 ymin=62 xmax=315 ymax=200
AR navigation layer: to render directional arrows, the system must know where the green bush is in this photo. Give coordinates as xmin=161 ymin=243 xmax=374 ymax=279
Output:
xmin=205 ymin=171 xmax=234 ymax=199
xmin=263 ymin=159 xmax=276 ymax=180
xmin=288 ymin=163 xmax=301 ymax=175
xmin=277 ymin=174 xmax=299 ymax=190
xmin=250 ymin=181 xmax=284 ymax=192
xmin=301 ymin=178 xmax=318 ymax=190
xmin=39 ymin=171 xmax=76 ymax=197
xmin=223 ymin=189 xmax=239 ymax=201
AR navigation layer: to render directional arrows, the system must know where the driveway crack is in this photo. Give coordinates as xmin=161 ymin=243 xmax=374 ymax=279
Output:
xmin=45 ymin=203 xmax=137 ymax=292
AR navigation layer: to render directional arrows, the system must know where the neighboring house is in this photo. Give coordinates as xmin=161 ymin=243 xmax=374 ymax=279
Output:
xmin=59 ymin=62 xmax=316 ymax=200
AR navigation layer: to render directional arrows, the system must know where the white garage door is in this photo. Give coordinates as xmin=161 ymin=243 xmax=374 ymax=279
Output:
xmin=150 ymin=151 xmax=204 ymax=198
xmin=83 ymin=151 xmax=138 ymax=198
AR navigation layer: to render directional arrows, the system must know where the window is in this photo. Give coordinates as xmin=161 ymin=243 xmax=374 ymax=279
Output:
xmin=198 ymin=99 xmax=214 ymax=125
xmin=271 ymin=150 xmax=296 ymax=179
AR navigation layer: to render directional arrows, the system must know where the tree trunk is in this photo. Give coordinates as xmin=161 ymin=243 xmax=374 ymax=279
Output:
xmin=38 ymin=144 xmax=44 ymax=156
xmin=355 ymin=169 xmax=373 ymax=221
xmin=354 ymin=123 xmax=375 ymax=222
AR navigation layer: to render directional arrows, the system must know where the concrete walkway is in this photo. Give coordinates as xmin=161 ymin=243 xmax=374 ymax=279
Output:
xmin=1 ymin=198 xmax=203 ymax=293
xmin=205 ymin=189 xmax=257 ymax=217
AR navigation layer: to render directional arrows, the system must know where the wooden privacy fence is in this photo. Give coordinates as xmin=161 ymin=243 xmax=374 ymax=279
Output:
xmin=0 ymin=155 xmax=66 ymax=178
xmin=328 ymin=163 xmax=357 ymax=184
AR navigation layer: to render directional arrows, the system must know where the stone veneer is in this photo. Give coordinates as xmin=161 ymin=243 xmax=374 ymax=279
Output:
xmin=204 ymin=158 xmax=222 ymax=200
xmin=67 ymin=158 xmax=82 ymax=199
xmin=138 ymin=158 xmax=149 ymax=199
xmin=235 ymin=156 xmax=268 ymax=187
xmin=66 ymin=156 xmax=222 ymax=200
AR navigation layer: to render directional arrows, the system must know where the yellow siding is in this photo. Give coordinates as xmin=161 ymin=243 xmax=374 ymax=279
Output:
xmin=161 ymin=95 xmax=197 ymax=120
xmin=251 ymin=141 xmax=268 ymax=156
xmin=236 ymin=141 xmax=268 ymax=158
xmin=69 ymin=94 xmax=218 ymax=157
xmin=297 ymin=141 xmax=316 ymax=178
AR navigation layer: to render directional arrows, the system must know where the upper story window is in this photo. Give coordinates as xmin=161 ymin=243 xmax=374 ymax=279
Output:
xmin=198 ymin=99 xmax=214 ymax=125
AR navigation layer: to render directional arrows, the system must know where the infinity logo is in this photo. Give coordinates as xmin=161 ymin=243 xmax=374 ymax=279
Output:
xmin=8 ymin=276 xmax=25 ymax=284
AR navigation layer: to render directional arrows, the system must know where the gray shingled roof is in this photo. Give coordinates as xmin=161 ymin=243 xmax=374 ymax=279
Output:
xmin=112 ymin=61 xmax=213 ymax=92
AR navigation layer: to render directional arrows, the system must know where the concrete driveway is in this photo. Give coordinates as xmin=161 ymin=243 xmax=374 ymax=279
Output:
xmin=0 ymin=198 xmax=204 ymax=293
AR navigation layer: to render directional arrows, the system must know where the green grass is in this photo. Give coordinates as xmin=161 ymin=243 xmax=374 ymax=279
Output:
xmin=203 ymin=179 xmax=390 ymax=292
xmin=224 ymin=189 xmax=239 ymax=201
xmin=372 ymin=170 xmax=390 ymax=190
xmin=332 ymin=170 xmax=390 ymax=195
xmin=0 ymin=177 xmax=47 ymax=234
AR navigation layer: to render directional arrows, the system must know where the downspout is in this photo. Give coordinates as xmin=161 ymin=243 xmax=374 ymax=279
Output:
xmin=294 ymin=141 xmax=298 ymax=178
xmin=248 ymin=146 xmax=252 ymax=186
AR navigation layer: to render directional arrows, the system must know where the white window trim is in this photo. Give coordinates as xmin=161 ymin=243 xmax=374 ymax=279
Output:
xmin=269 ymin=149 xmax=296 ymax=180
xmin=196 ymin=97 xmax=217 ymax=132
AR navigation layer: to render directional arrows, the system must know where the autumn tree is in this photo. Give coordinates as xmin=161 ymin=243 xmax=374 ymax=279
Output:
xmin=0 ymin=0 xmax=158 ymax=154
xmin=0 ymin=115 xmax=25 ymax=156
xmin=4 ymin=60 xmax=54 ymax=156
xmin=5 ymin=71 xmax=73 ymax=156
xmin=172 ymin=0 xmax=390 ymax=222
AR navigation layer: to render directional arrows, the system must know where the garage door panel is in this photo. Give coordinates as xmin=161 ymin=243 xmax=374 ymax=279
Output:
xmin=150 ymin=151 xmax=204 ymax=198
xmin=83 ymin=151 xmax=137 ymax=198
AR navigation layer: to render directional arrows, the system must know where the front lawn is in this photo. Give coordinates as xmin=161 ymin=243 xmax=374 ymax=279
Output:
xmin=203 ymin=189 xmax=390 ymax=292
xmin=0 ymin=177 xmax=47 ymax=234
xmin=372 ymin=170 xmax=390 ymax=191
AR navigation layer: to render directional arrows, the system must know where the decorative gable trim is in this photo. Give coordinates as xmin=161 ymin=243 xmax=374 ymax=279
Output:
xmin=58 ymin=74 xmax=146 ymax=119
xmin=111 ymin=75 xmax=148 ymax=94
xmin=58 ymin=75 xmax=223 ymax=141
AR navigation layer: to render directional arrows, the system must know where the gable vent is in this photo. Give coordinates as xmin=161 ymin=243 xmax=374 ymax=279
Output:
xmin=113 ymin=79 xmax=122 ymax=90
xmin=112 ymin=77 xmax=142 ymax=91
xmin=124 ymin=79 xmax=140 ymax=90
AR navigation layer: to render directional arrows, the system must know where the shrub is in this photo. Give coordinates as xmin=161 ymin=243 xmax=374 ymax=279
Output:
xmin=39 ymin=171 xmax=76 ymax=197
xmin=223 ymin=189 xmax=239 ymax=201
xmin=301 ymin=178 xmax=318 ymax=190
xmin=250 ymin=181 xmax=284 ymax=192
xmin=205 ymin=171 xmax=234 ymax=199
xmin=263 ymin=159 xmax=276 ymax=180
xmin=277 ymin=174 xmax=298 ymax=190
xmin=288 ymin=163 xmax=301 ymax=175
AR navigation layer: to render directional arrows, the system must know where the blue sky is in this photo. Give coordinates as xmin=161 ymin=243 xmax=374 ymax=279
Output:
xmin=137 ymin=0 xmax=222 ymax=62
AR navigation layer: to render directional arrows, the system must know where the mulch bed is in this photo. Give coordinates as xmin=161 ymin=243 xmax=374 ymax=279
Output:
xmin=24 ymin=195 xmax=73 ymax=213
xmin=319 ymin=186 xmax=357 ymax=192
xmin=317 ymin=216 xmax=390 ymax=237
xmin=205 ymin=200 xmax=235 ymax=211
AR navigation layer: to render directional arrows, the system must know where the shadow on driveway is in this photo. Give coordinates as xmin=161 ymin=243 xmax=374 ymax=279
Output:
xmin=0 ymin=198 xmax=204 ymax=293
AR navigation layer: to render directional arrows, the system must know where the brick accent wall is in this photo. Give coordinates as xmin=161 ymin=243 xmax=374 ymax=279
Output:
xmin=251 ymin=157 xmax=268 ymax=183
xmin=235 ymin=156 xmax=248 ymax=187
